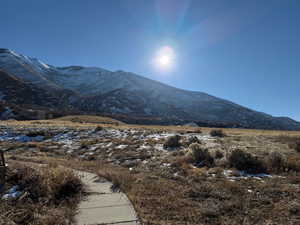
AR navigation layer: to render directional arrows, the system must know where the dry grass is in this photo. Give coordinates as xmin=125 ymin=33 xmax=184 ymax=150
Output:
xmin=1 ymin=120 xmax=300 ymax=225
xmin=97 ymin=165 xmax=135 ymax=192
xmin=2 ymin=118 xmax=300 ymax=137
xmin=274 ymin=135 xmax=300 ymax=151
xmin=187 ymin=143 xmax=215 ymax=167
xmin=163 ymin=135 xmax=181 ymax=149
xmin=228 ymin=149 xmax=266 ymax=173
xmin=210 ymin=129 xmax=226 ymax=137
xmin=99 ymin=166 xmax=300 ymax=225
xmin=0 ymin=162 xmax=83 ymax=225
xmin=54 ymin=115 xmax=124 ymax=125
xmin=267 ymin=151 xmax=285 ymax=172
xmin=9 ymin=155 xmax=300 ymax=225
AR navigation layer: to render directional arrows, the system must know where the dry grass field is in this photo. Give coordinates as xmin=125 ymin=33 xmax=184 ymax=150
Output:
xmin=2 ymin=115 xmax=300 ymax=136
xmin=54 ymin=115 xmax=125 ymax=125
xmin=1 ymin=116 xmax=300 ymax=225
xmin=0 ymin=161 xmax=84 ymax=225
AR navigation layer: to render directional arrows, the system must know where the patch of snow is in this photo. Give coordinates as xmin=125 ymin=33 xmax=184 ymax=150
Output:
xmin=16 ymin=135 xmax=44 ymax=142
xmin=223 ymin=169 xmax=272 ymax=180
xmin=154 ymin=144 xmax=164 ymax=151
xmin=194 ymin=135 xmax=215 ymax=141
xmin=162 ymin=163 xmax=171 ymax=167
xmin=0 ymin=51 xmax=55 ymax=88
xmin=89 ymin=146 xmax=98 ymax=151
xmin=38 ymin=60 xmax=50 ymax=69
xmin=146 ymin=132 xmax=176 ymax=140
xmin=105 ymin=142 xmax=113 ymax=148
xmin=9 ymin=50 xmax=21 ymax=58
xmin=239 ymin=171 xmax=272 ymax=178
xmin=116 ymin=145 xmax=128 ymax=149
xmin=2 ymin=185 xmax=22 ymax=200
xmin=137 ymin=145 xmax=151 ymax=151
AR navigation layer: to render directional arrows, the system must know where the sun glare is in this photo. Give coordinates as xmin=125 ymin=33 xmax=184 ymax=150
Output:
xmin=159 ymin=55 xmax=171 ymax=66
xmin=154 ymin=45 xmax=175 ymax=71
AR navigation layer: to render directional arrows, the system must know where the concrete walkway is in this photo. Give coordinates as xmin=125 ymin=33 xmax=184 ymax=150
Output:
xmin=75 ymin=171 xmax=139 ymax=225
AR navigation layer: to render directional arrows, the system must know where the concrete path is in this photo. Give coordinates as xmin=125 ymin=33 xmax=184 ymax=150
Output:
xmin=75 ymin=171 xmax=139 ymax=225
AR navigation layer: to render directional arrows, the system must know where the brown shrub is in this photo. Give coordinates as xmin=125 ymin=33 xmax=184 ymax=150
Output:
xmin=2 ymin=164 xmax=83 ymax=225
xmin=182 ymin=136 xmax=202 ymax=147
xmin=210 ymin=129 xmax=226 ymax=137
xmin=228 ymin=149 xmax=266 ymax=174
xmin=194 ymin=128 xmax=202 ymax=134
xmin=188 ymin=136 xmax=201 ymax=144
xmin=80 ymin=139 xmax=99 ymax=149
xmin=215 ymin=150 xmax=224 ymax=159
xmin=288 ymin=201 xmax=300 ymax=216
xmin=7 ymin=165 xmax=83 ymax=203
xmin=267 ymin=151 xmax=285 ymax=173
xmin=163 ymin=135 xmax=181 ymax=149
xmin=275 ymin=135 xmax=300 ymax=153
xmin=285 ymin=155 xmax=300 ymax=172
xmin=171 ymin=155 xmax=194 ymax=168
xmin=25 ymin=130 xmax=54 ymax=139
xmin=288 ymin=139 xmax=300 ymax=153
xmin=188 ymin=143 xmax=215 ymax=167
xmin=44 ymin=168 xmax=83 ymax=201
xmin=94 ymin=125 xmax=103 ymax=132
xmin=295 ymin=142 xmax=300 ymax=153
xmin=26 ymin=130 xmax=48 ymax=137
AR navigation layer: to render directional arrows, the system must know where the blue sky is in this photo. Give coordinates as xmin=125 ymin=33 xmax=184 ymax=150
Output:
xmin=1 ymin=0 xmax=300 ymax=121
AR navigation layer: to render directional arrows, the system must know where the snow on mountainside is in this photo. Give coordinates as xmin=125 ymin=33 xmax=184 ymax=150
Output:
xmin=0 ymin=49 xmax=60 ymax=90
xmin=0 ymin=48 xmax=299 ymax=130
xmin=46 ymin=66 xmax=122 ymax=95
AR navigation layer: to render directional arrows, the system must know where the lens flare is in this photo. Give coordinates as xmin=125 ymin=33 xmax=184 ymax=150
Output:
xmin=154 ymin=45 xmax=175 ymax=70
xmin=159 ymin=55 xmax=171 ymax=66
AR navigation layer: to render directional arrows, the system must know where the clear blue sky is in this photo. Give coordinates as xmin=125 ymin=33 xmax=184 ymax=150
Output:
xmin=1 ymin=0 xmax=299 ymax=121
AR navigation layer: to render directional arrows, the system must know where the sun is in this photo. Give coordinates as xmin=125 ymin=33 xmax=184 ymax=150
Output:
xmin=158 ymin=55 xmax=171 ymax=66
xmin=154 ymin=46 xmax=175 ymax=70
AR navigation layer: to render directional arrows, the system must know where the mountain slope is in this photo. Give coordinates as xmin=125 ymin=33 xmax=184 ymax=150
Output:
xmin=0 ymin=49 xmax=61 ymax=90
xmin=0 ymin=69 xmax=75 ymax=108
xmin=0 ymin=48 xmax=299 ymax=130
xmin=0 ymin=69 xmax=78 ymax=120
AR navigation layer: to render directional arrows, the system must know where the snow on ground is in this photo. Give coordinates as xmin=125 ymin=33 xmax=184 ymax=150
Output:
xmin=223 ymin=169 xmax=273 ymax=180
xmin=38 ymin=60 xmax=50 ymax=69
xmin=0 ymin=126 xmax=276 ymax=182
xmin=0 ymin=133 xmax=44 ymax=142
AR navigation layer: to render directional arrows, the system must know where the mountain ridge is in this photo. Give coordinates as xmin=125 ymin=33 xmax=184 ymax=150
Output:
xmin=0 ymin=48 xmax=299 ymax=130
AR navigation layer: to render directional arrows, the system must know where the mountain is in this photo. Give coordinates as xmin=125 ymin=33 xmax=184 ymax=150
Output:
xmin=0 ymin=48 xmax=299 ymax=130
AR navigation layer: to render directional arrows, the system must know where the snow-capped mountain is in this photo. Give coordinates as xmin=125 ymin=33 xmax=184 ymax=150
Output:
xmin=0 ymin=48 xmax=299 ymax=130
xmin=0 ymin=49 xmax=61 ymax=90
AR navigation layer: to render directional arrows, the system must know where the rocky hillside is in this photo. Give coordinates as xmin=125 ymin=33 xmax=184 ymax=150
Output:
xmin=0 ymin=48 xmax=299 ymax=130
